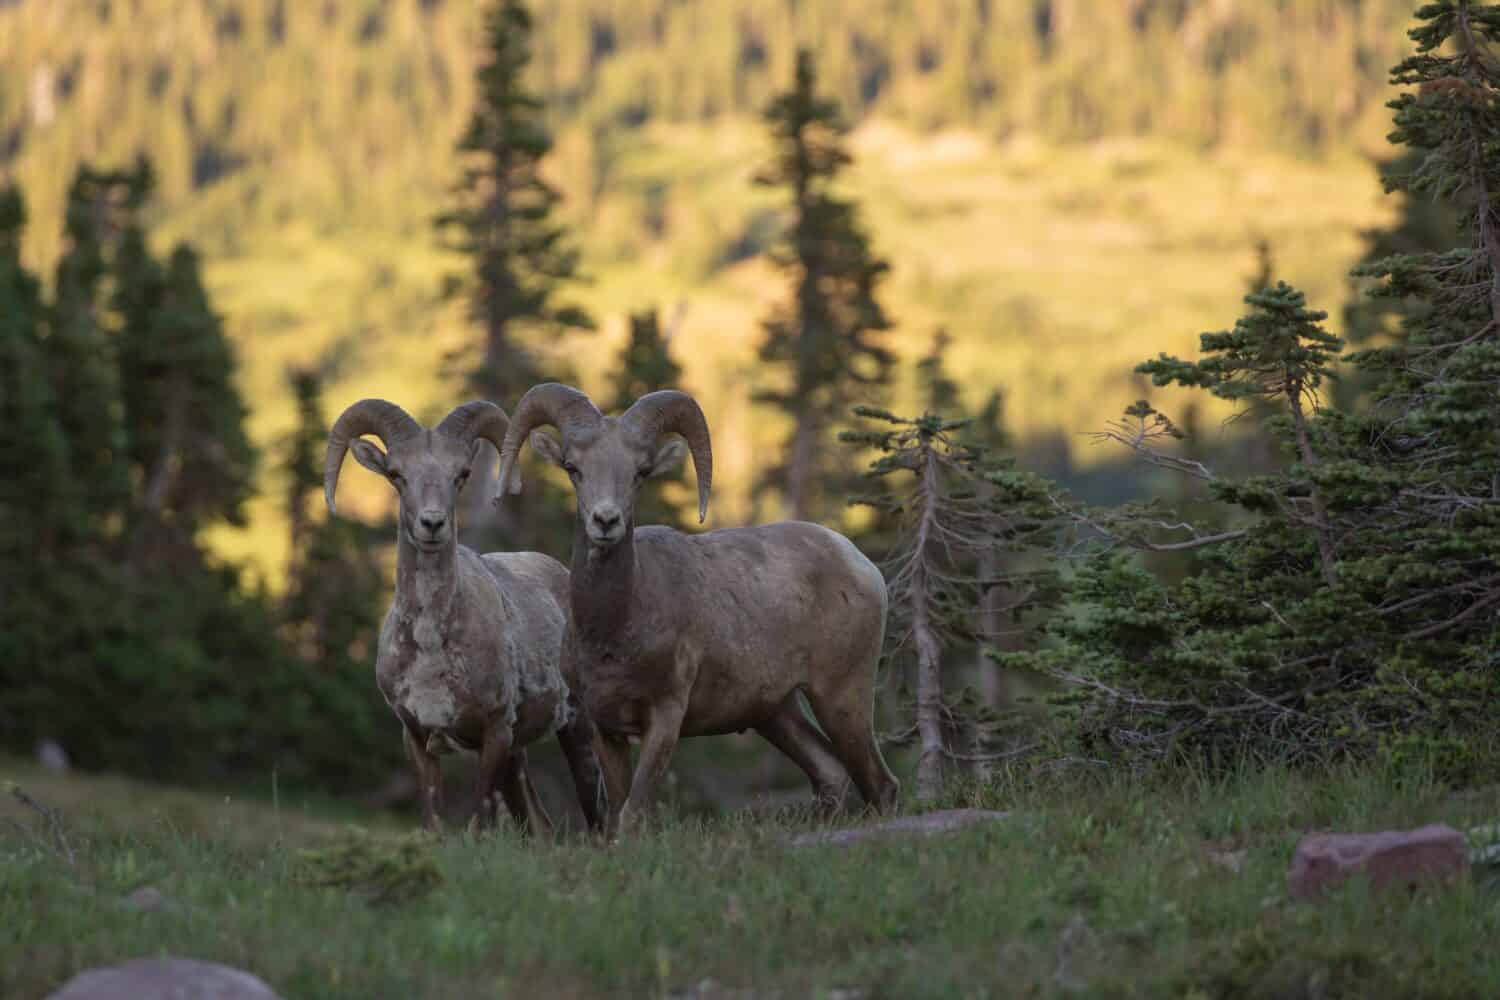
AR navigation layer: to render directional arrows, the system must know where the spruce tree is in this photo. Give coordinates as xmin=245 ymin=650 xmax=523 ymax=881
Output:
xmin=47 ymin=166 xmax=133 ymax=548
xmin=843 ymin=402 xmax=1057 ymax=802
xmin=609 ymin=306 xmax=690 ymax=530
xmin=0 ymin=188 xmax=70 ymax=564
xmin=114 ymin=215 xmax=257 ymax=568
xmin=757 ymin=49 xmax=894 ymax=523
xmin=1005 ymin=1 xmax=1500 ymax=770
xmin=280 ymin=367 xmax=388 ymax=668
xmin=436 ymin=0 xmax=591 ymax=551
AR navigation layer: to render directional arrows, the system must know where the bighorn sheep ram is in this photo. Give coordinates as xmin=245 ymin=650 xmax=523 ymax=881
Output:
xmin=493 ymin=383 xmax=899 ymax=834
xmin=324 ymin=398 xmax=604 ymax=835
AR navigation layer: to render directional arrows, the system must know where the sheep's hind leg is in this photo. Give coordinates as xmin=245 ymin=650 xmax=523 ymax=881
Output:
xmin=755 ymin=694 xmax=851 ymax=815
xmin=804 ymin=688 xmax=900 ymax=815
xmin=496 ymin=750 xmax=554 ymax=839
xmin=474 ymin=723 xmax=514 ymax=832
xmin=403 ymin=726 xmax=445 ymax=834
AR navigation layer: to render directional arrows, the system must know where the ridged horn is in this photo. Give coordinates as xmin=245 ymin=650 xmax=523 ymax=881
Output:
xmin=621 ymin=390 xmax=713 ymax=523
xmin=436 ymin=400 xmax=520 ymax=494
xmin=492 ymin=383 xmax=603 ymax=504
xmin=324 ymin=398 xmax=422 ymax=514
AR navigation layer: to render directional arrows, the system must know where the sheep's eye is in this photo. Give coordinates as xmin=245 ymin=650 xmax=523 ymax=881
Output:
xmin=636 ymin=465 xmax=651 ymax=480
xmin=562 ymin=463 xmax=580 ymax=479
xmin=455 ymin=469 xmax=470 ymax=484
xmin=388 ymin=471 xmax=406 ymax=486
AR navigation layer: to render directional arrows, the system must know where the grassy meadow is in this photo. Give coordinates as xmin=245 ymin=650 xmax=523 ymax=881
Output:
xmin=5 ymin=757 xmax=1498 ymax=999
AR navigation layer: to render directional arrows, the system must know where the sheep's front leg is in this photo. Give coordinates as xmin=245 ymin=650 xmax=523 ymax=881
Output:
xmin=616 ymin=697 xmax=688 ymax=838
xmin=596 ymin=729 xmax=634 ymax=839
xmin=557 ymin=707 xmax=608 ymax=835
xmin=403 ymin=726 xmax=444 ymax=834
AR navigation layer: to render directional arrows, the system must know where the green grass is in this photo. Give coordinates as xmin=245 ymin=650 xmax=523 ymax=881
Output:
xmin=5 ymin=758 xmax=1498 ymax=999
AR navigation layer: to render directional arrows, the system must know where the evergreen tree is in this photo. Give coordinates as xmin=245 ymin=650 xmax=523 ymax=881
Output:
xmin=113 ymin=199 xmax=257 ymax=569
xmin=842 ymin=403 xmax=1057 ymax=801
xmin=437 ymin=0 xmax=592 ymax=401
xmin=1137 ymin=283 xmax=1344 ymax=586
xmin=280 ymin=367 xmax=389 ymax=669
xmin=610 ymin=306 xmax=684 ymax=409
xmin=1006 ymin=1 xmax=1500 ymax=771
xmin=47 ymin=166 xmax=133 ymax=548
xmin=0 ymin=188 xmax=70 ymax=564
xmin=436 ymin=0 xmax=592 ymax=551
xmin=756 ymin=49 xmax=895 ymax=523
xmin=609 ymin=306 xmax=690 ymax=530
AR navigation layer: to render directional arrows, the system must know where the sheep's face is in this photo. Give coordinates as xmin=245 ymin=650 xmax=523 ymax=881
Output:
xmin=350 ymin=432 xmax=480 ymax=552
xmin=529 ymin=420 xmax=686 ymax=549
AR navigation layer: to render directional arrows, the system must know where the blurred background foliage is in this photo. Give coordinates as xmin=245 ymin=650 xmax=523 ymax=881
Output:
xmin=1 ymin=0 xmax=1464 ymax=815
xmin=0 ymin=0 xmax=1417 ymax=580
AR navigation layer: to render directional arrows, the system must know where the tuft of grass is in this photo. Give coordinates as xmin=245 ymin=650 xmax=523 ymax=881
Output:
xmin=292 ymin=827 xmax=443 ymax=907
xmin=4 ymin=759 xmax=1499 ymax=998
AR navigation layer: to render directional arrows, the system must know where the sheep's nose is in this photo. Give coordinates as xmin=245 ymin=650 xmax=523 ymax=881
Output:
xmin=591 ymin=509 xmax=621 ymax=533
xmin=418 ymin=511 xmax=447 ymax=534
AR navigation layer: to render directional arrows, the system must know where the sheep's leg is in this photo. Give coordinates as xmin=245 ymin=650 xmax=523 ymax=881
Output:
xmin=403 ymin=726 xmax=445 ymax=833
xmin=755 ymin=694 xmax=851 ymax=814
xmin=595 ymin=729 xmax=634 ymax=839
xmin=557 ymin=710 xmax=608 ymax=834
xmin=804 ymin=690 xmax=900 ymax=815
xmin=475 ymin=722 xmax=515 ymax=832
xmin=496 ymin=750 xmax=555 ymax=839
xmin=617 ymin=698 xmax=688 ymax=837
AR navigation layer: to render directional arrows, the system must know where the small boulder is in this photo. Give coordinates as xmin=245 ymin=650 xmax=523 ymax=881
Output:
xmin=783 ymin=808 xmax=1009 ymax=848
xmin=1287 ymin=824 xmax=1469 ymax=900
xmin=35 ymin=738 xmax=69 ymax=774
xmin=47 ymin=958 xmax=281 ymax=1000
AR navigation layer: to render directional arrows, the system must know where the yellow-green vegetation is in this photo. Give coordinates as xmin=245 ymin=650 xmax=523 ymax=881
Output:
xmin=0 ymin=1 xmax=1409 ymax=582
xmin=5 ymin=759 xmax=1500 ymax=998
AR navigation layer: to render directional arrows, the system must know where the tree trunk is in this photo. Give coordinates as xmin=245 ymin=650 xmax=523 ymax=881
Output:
xmin=1288 ymin=386 xmax=1337 ymax=588
xmin=912 ymin=446 xmax=945 ymax=803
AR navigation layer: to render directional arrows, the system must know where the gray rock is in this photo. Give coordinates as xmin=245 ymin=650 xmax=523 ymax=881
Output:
xmin=1287 ymin=824 xmax=1469 ymax=900
xmin=47 ymin=958 xmax=281 ymax=1000
xmin=35 ymin=739 xmax=69 ymax=774
xmin=118 ymin=886 xmax=188 ymax=915
xmin=782 ymin=808 xmax=1009 ymax=848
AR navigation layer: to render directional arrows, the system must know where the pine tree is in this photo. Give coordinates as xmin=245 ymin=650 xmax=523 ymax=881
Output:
xmin=842 ymin=403 xmax=1057 ymax=802
xmin=0 ymin=187 xmax=70 ymax=564
xmin=47 ymin=165 xmax=133 ymax=548
xmin=114 ymin=210 xmax=257 ymax=568
xmin=1010 ymin=82 xmax=1500 ymax=785
xmin=757 ymin=49 xmax=895 ymax=523
xmin=609 ymin=306 xmax=690 ymax=530
xmin=436 ymin=0 xmax=592 ymax=552
xmin=438 ymin=0 xmax=592 ymax=403
xmin=609 ymin=306 xmax=684 ymax=409
xmin=1137 ymin=283 xmax=1344 ymax=586
xmin=280 ymin=367 xmax=388 ymax=669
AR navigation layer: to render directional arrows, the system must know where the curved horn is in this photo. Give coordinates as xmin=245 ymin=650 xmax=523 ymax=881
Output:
xmin=436 ymin=400 xmax=518 ymax=492
xmin=324 ymin=398 xmax=422 ymax=514
xmin=493 ymin=383 xmax=603 ymax=504
xmin=621 ymin=390 xmax=713 ymax=523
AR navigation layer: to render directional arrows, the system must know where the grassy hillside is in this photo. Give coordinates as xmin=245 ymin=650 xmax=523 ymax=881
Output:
xmin=6 ymin=758 xmax=1499 ymax=998
xmin=0 ymin=0 xmax=1407 ymax=583
xmin=191 ymin=121 xmax=1395 ymax=580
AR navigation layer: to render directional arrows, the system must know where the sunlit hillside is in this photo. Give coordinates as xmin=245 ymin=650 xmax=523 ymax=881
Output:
xmin=0 ymin=0 xmax=1411 ymax=583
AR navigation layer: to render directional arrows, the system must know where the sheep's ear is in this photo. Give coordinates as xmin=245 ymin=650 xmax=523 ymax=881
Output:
xmin=647 ymin=438 xmax=688 ymax=479
xmin=350 ymin=438 xmax=388 ymax=475
xmin=529 ymin=430 xmax=565 ymax=468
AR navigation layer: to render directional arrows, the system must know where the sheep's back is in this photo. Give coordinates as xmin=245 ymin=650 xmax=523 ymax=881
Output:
xmin=634 ymin=520 xmax=885 ymax=668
